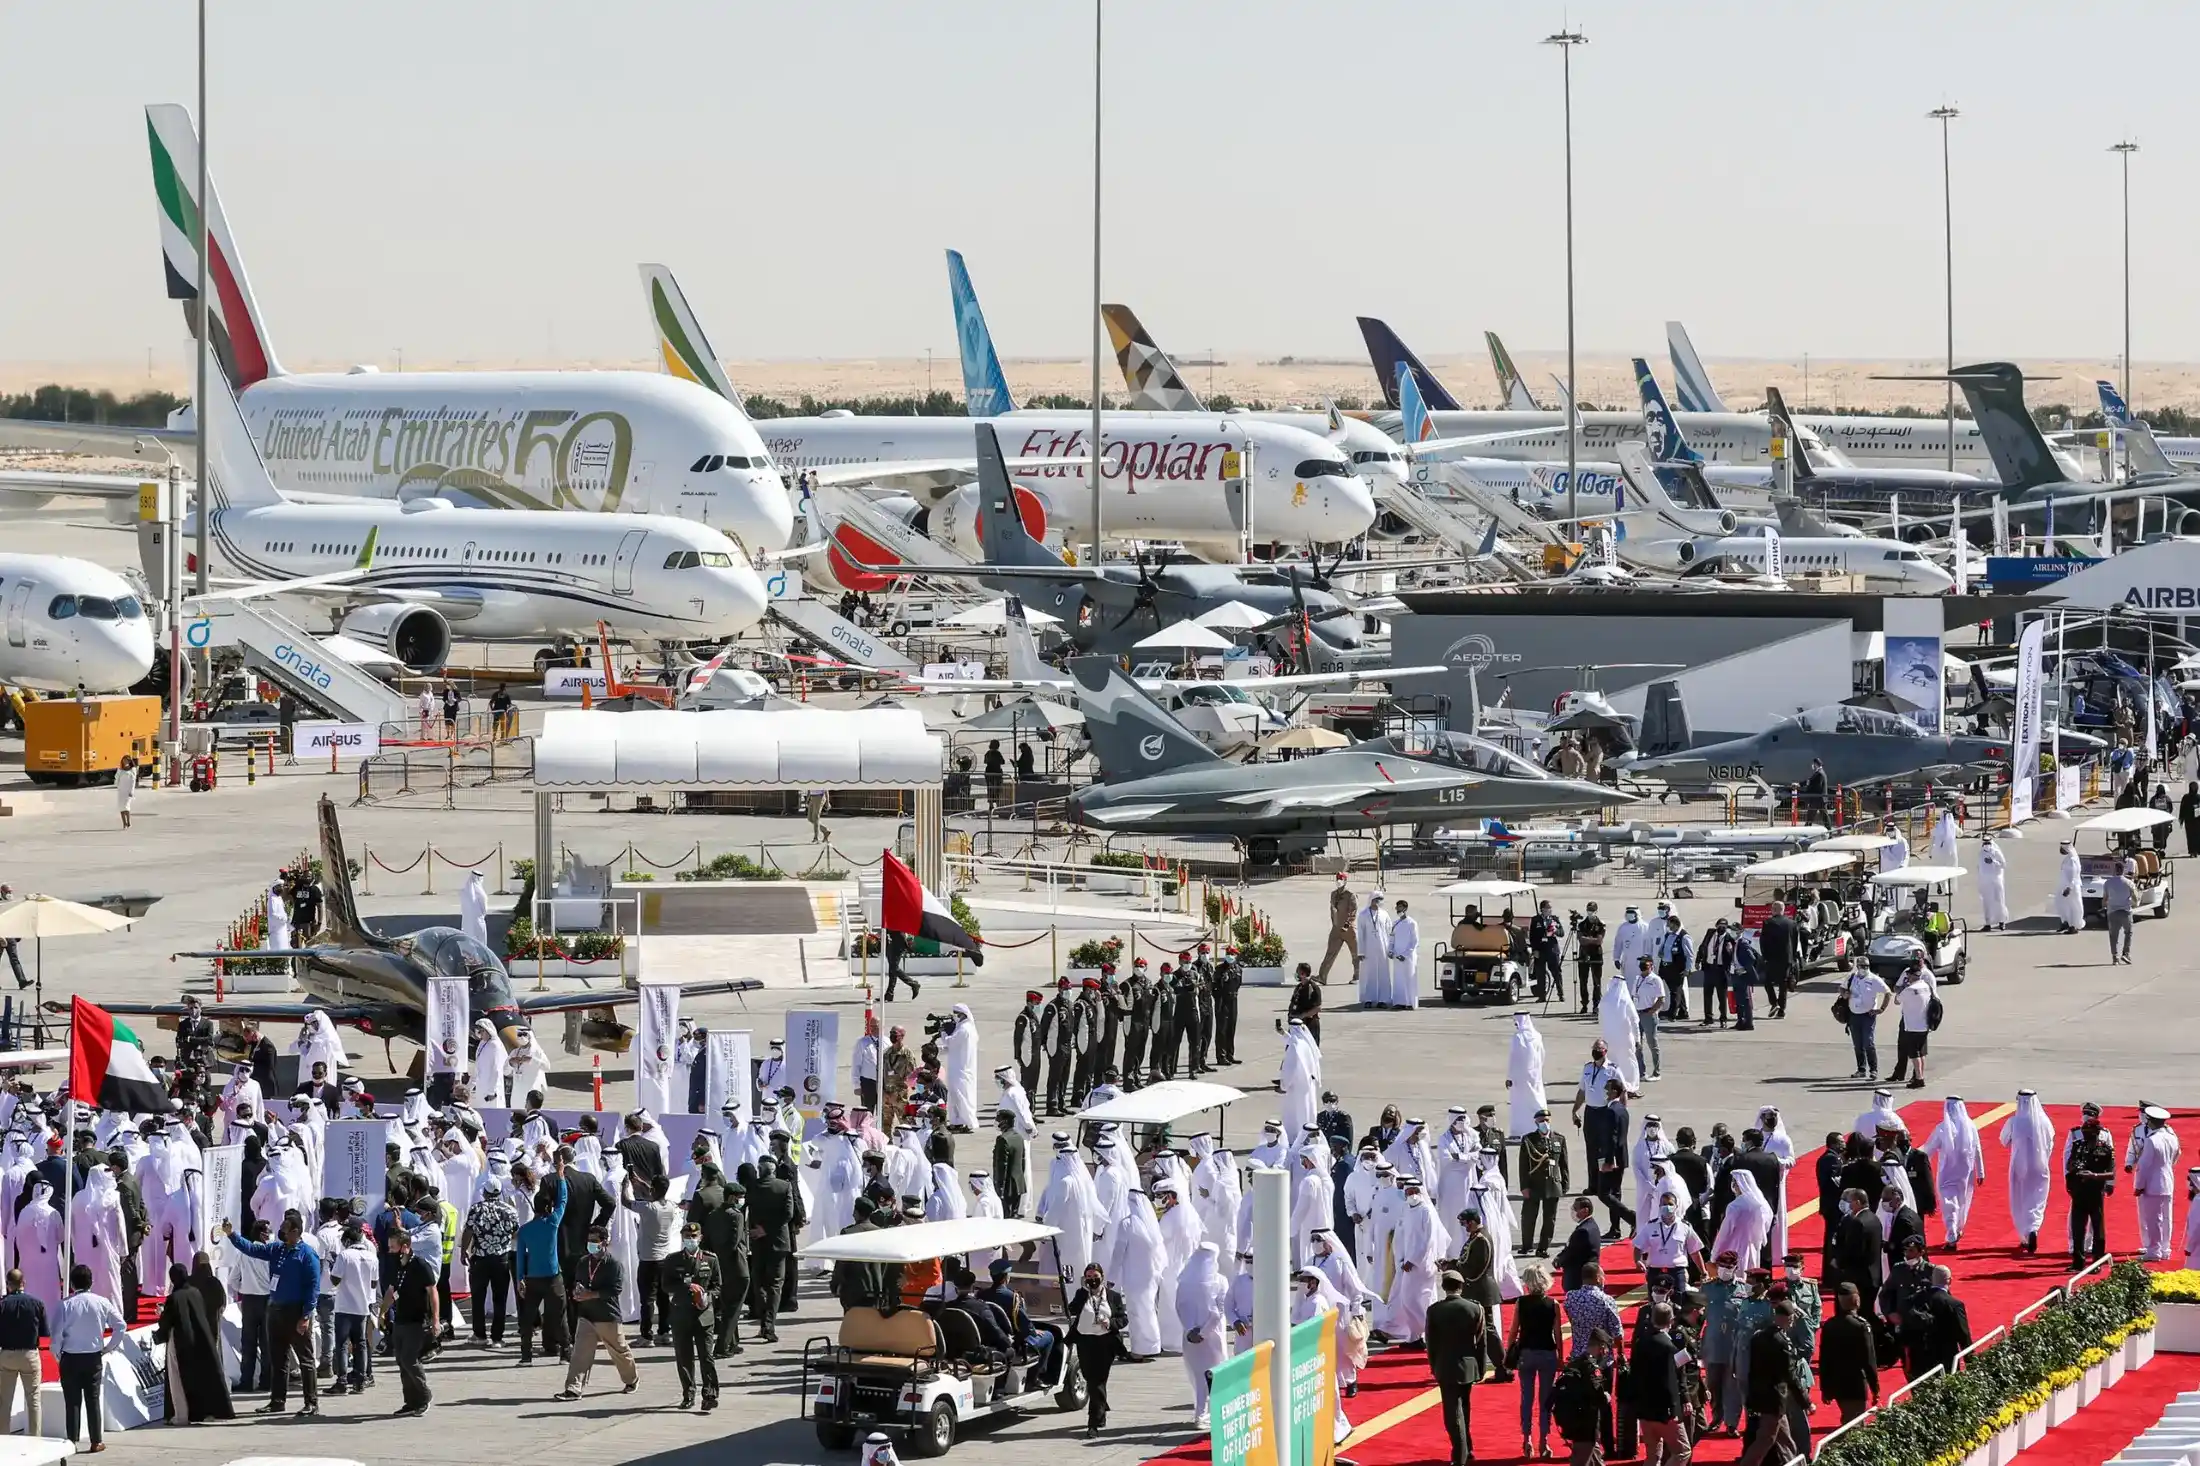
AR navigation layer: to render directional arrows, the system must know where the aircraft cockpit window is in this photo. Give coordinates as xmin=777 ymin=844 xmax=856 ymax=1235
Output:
xmin=664 ymin=551 xmax=702 ymax=569
xmin=1294 ymin=458 xmax=1352 ymax=480
xmin=698 ymin=551 xmax=734 ymax=567
xmin=45 ymin=596 xmax=76 ymax=619
xmin=115 ymin=596 xmax=143 ymax=618
xmin=76 ymin=597 xmax=120 ymax=621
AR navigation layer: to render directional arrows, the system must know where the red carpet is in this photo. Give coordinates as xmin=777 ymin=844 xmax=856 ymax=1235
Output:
xmin=2045 ymin=1350 xmax=2200 ymax=1464
xmin=1149 ymin=1100 xmax=2191 ymax=1466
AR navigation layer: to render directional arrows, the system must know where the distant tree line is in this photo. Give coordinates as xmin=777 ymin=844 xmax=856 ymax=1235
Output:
xmin=2 ymin=385 xmax=184 ymax=426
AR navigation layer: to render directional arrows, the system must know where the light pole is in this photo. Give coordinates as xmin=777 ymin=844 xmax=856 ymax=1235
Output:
xmin=194 ymin=0 xmax=209 ymax=603
xmin=1089 ymin=0 xmax=1105 ymax=563
xmin=2112 ymin=140 xmax=2138 ymax=407
xmin=1929 ymin=104 xmax=1959 ymax=474
xmin=1544 ymin=28 xmax=1587 ymax=531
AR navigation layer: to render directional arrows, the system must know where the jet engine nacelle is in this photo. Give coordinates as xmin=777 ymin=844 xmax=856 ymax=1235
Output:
xmin=336 ymin=602 xmax=451 ymax=672
xmin=1675 ymin=542 xmax=1698 ymax=565
xmin=926 ymin=481 xmax=1048 ymax=561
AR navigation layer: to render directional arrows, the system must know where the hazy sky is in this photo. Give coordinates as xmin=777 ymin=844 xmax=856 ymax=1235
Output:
xmin=2 ymin=1 xmax=2193 ymax=375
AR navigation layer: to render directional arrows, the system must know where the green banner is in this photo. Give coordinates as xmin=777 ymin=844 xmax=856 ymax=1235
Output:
xmin=1290 ymin=1309 xmax=1340 ymax=1466
xmin=1209 ymin=1340 xmax=1277 ymax=1466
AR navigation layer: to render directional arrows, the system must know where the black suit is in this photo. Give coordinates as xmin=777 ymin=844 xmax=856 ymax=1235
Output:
xmin=1832 ymin=1208 xmax=1886 ymax=1304
xmin=1711 ymin=1147 xmax=1783 ymax=1236
xmin=555 ymin=1167 xmax=615 ymax=1330
xmin=1555 ymin=1216 xmax=1603 ymax=1293
xmin=1629 ymin=1326 xmax=1686 ymax=1423
xmin=1882 ymin=1206 xmax=1923 ymax=1269
xmin=1065 ymin=1286 xmax=1129 ymax=1432
xmin=1425 ymin=1295 xmax=1489 ymax=1466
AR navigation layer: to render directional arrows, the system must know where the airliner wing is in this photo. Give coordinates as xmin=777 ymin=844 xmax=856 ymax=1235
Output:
xmin=0 ymin=469 xmax=155 ymax=503
xmin=258 ymin=584 xmax=489 ymax=620
xmin=1408 ymin=426 xmax=1577 ymax=462
xmin=901 ymin=675 xmax=1070 ymax=693
xmin=806 ymin=455 xmax=1113 ymax=497
xmin=845 ymin=554 xmax=1108 ymax=583
xmin=0 ymin=419 xmax=190 ymax=462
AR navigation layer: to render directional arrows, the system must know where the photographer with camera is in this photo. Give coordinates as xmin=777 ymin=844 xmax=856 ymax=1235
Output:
xmin=1529 ymin=901 xmax=1565 ymax=1004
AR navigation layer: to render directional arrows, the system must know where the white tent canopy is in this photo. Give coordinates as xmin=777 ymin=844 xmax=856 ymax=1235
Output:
xmin=532 ymin=708 xmax=943 ymax=789
xmin=1133 ymin=622 xmax=1232 ymax=652
xmin=1193 ymin=600 xmax=1272 ymax=630
xmin=942 ymin=597 xmax=1063 ymax=630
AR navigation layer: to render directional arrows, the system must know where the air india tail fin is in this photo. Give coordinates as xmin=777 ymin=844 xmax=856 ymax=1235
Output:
xmin=144 ymin=103 xmax=283 ymax=391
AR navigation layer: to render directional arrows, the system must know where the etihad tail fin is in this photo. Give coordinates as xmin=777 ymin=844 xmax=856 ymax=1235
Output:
xmin=1357 ymin=317 xmax=1459 ymax=410
xmin=946 ymin=249 xmax=1017 ymax=416
xmin=1485 ymin=331 xmax=1542 ymax=410
xmin=1948 ymin=363 xmax=2063 ymax=492
xmin=1002 ymin=597 xmax=1049 ymax=682
xmin=1102 ymin=304 xmax=1206 ymax=411
xmin=197 ymin=354 xmax=286 ymax=511
xmin=640 ymin=264 xmax=746 ymax=408
xmin=1764 ymin=387 xmax=1818 ymax=482
xmin=1633 ymin=357 xmax=1701 ymax=465
xmin=1638 ymin=679 xmax=1692 ymax=757
xmin=1665 ymin=321 xmax=1727 ymax=413
xmin=145 ymin=103 xmax=283 ymax=391
xmin=1069 ymin=656 xmax=1221 ymax=780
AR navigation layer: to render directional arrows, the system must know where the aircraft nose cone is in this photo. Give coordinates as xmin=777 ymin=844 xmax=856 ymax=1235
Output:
xmin=88 ymin=620 xmax=155 ymax=692
xmin=733 ymin=468 xmax=796 ymax=554
xmin=720 ymin=561 xmax=770 ymax=632
xmin=1326 ymin=475 xmax=1378 ymax=537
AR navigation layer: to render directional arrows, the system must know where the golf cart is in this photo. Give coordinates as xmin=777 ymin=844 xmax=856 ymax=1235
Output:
xmin=2076 ymin=807 xmax=2176 ymax=924
xmin=1432 ymin=879 xmax=1536 ymax=1004
xmin=1736 ymin=850 xmax=1873 ymax=972
xmin=800 ymin=1216 xmax=1081 ymax=1456
xmin=1865 ymin=866 xmax=1968 ymax=984
xmin=1076 ymin=1079 xmax=1243 ymax=1155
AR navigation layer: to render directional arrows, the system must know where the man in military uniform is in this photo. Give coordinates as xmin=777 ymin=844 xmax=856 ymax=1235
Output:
xmin=1038 ymin=977 xmax=1076 ymax=1117
xmin=1012 ymin=989 xmax=1045 ymax=1097
xmin=1094 ymin=969 xmax=1127 ymax=1084
xmin=1212 ymin=946 xmax=1244 ymax=1066
xmin=741 ymin=1160 xmax=795 ymax=1343
xmin=1472 ymin=1103 xmax=1509 ymax=1185
xmin=1070 ymin=978 xmax=1103 ymax=1103
xmin=664 ymin=1220 xmax=724 ymax=1411
xmin=2065 ymin=1107 xmax=2118 ymax=1270
xmin=1183 ymin=949 xmax=1215 ymax=1075
xmin=688 ymin=1164 xmax=747 ymax=1358
xmin=1574 ymin=902 xmax=1606 ymax=1015
xmin=1120 ymin=961 xmax=1153 ymax=1087
xmin=1319 ymin=873 xmax=1358 ymax=982
xmin=1148 ymin=962 xmax=1180 ymax=1083
xmin=1517 ymin=1107 xmax=1569 ymax=1256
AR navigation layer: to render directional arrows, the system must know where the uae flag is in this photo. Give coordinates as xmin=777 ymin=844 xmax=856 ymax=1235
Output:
xmin=69 ymin=996 xmax=174 ymax=1113
xmin=881 ymin=850 xmax=982 ymax=963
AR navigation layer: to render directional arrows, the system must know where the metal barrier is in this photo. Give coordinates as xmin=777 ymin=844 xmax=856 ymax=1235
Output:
xmin=358 ymin=841 xmax=508 ymax=896
xmin=355 ymin=739 xmax=534 ymax=807
xmin=943 ymin=851 xmax=1178 ymax=912
xmin=1952 ymin=1324 xmax=2005 ymax=1370
xmin=524 ymin=893 xmax=642 ymax=991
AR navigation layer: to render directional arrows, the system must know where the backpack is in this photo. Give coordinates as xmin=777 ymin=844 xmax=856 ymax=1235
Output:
xmin=1926 ymin=995 xmax=1945 ymax=1031
xmin=1552 ymin=1361 xmax=1604 ymax=1437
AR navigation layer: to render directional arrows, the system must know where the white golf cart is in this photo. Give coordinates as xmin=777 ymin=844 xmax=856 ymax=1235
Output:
xmin=1076 ymin=1078 xmax=1245 ymax=1154
xmin=1736 ymin=849 xmax=1874 ymax=973
xmin=1865 ymin=866 xmax=1968 ymax=984
xmin=2076 ymin=807 xmax=2176 ymax=924
xmin=800 ymin=1216 xmax=1080 ymax=1456
xmin=1431 ymin=878 xmax=1536 ymax=1004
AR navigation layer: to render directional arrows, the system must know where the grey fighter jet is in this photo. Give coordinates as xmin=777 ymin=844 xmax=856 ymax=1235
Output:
xmin=1617 ymin=681 xmax=2008 ymax=791
xmin=1065 ymin=657 xmax=1616 ymax=864
xmin=65 ymin=795 xmax=758 ymax=1063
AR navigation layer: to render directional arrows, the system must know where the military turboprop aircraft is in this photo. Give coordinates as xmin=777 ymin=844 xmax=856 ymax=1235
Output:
xmin=63 ymin=796 xmax=757 ymax=1063
xmin=1064 ymin=657 xmax=1616 ymax=865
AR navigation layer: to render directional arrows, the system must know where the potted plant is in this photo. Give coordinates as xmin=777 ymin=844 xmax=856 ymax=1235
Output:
xmin=1229 ymin=915 xmax=1288 ymax=985
xmin=1067 ymin=936 xmax=1123 ymax=980
xmin=2153 ymin=1270 xmax=2200 ymax=1352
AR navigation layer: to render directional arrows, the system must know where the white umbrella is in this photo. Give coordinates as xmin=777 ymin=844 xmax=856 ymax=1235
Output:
xmin=941 ymin=598 xmax=1063 ymax=630
xmin=1262 ymin=725 xmax=1349 ymax=751
xmin=1132 ymin=622 xmax=1232 ymax=652
xmin=0 ymin=895 xmax=136 ymax=1021
xmin=1193 ymin=600 xmax=1272 ymax=631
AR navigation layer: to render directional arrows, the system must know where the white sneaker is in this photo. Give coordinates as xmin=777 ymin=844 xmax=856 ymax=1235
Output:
xmin=1195 ymin=1412 xmax=1211 ymax=1430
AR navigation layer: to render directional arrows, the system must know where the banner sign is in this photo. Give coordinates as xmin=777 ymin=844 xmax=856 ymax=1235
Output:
xmin=1290 ymin=1310 xmax=1340 ymax=1466
xmin=1883 ymin=598 xmax=1944 ymax=735
xmin=543 ymin=666 xmax=609 ymax=698
xmin=2011 ymin=618 xmax=2046 ymax=824
xmin=291 ymin=721 xmax=381 ymax=760
xmin=634 ymin=983 xmax=682 ymax=1116
xmin=200 ymin=1142 xmax=244 ymax=1242
xmin=2057 ymin=764 xmax=2081 ymax=810
xmin=425 ymin=974 xmax=469 ymax=1076
xmin=321 ymin=1120 xmax=387 ymax=1207
xmin=706 ymin=1030 xmax=752 ymax=1128
xmin=920 ymin=662 xmax=986 ymax=682
xmin=1209 ymin=1339 xmax=1278 ymax=1466
xmin=785 ymin=1010 xmax=841 ymax=1117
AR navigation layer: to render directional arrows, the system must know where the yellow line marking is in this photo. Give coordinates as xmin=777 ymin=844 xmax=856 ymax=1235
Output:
xmin=1338 ymin=1102 xmax=2018 ymax=1454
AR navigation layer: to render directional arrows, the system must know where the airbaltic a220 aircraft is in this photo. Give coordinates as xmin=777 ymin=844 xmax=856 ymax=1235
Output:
xmin=0 ymin=554 xmax=156 ymax=693
xmin=0 ymin=106 xmax=793 ymax=557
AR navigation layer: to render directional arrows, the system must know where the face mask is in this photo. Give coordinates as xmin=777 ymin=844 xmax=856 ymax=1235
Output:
xmin=682 ymin=1237 xmax=700 ymax=1253
xmin=587 ymin=1242 xmax=603 ymax=1257
xmin=1838 ymin=1200 xmax=1852 ymax=1216
xmin=1537 ymin=1122 xmax=1551 ymax=1135
xmin=1659 ymin=1205 xmax=1676 ymax=1220
xmin=1718 ymin=1266 xmax=1737 ymax=1282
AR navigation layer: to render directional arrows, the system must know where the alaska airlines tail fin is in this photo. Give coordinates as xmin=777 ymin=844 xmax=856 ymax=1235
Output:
xmin=1484 ymin=331 xmax=1542 ymax=410
xmin=640 ymin=264 xmax=746 ymax=408
xmin=1764 ymin=387 xmax=1818 ymax=482
xmin=946 ymin=249 xmax=1017 ymax=417
xmin=315 ymin=795 xmax=378 ymax=947
xmin=1102 ymin=304 xmax=1206 ymax=411
xmin=1002 ymin=596 xmax=1049 ymax=683
xmin=198 ymin=355 xmax=287 ymax=511
xmin=1665 ymin=322 xmax=1727 ymax=413
xmin=1633 ymin=358 xmax=1702 ymax=464
xmin=1398 ymin=364 xmax=1438 ymax=445
xmin=1357 ymin=317 xmax=1460 ymax=410
xmin=972 ymin=424 xmax=1064 ymax=569
xmin=1637 ymin=679 xmax=1693 ymax=757
xmin=1069 ymin=656 xmax=1221 ymax=779
xmin=1946 ymin=363 xmax=2064 ymax=492
xmin=145 ymin=103 xmax=283 ymax=391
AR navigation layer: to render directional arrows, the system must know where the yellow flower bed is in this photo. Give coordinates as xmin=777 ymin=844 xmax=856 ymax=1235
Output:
xmin=1913 ymin=1318 xmax=2153 ymax=1466
xmin=2105 ymin=1312 xmax=2157 ymax=1347
xmin=2153 ymin=1271 xmax=2200 ymax=1304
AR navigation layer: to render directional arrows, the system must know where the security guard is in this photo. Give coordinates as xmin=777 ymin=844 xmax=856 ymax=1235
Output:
xmin=1069 ymin=978 xmax=1103 ymax=1100
xmin=663 ymin=1219 xmax=724 ymax=1411
xmin=1038 ymin=977 xmax=1076 ymax=1116
xmin=1120 ymin=961 xmax=1153 ymax=1088
xmin=1184 ymin=948 xmax=1216 ymax=1075
xmin=1574 ymin=903 xmax=1607 ymax=1015
xmin=1149 ymin=962 xmax=1180 ymax=1082
xmin=1212 ymin=946 xmax=1244 ymax=1066
xmin=1012 ymin=989 xmax=1046 ymax=1097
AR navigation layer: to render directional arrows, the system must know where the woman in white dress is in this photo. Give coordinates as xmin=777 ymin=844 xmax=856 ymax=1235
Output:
xmin=116 ymin=755 xmax=138 ymax=828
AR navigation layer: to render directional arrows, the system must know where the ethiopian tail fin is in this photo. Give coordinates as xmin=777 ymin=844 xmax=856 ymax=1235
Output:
xmin=640 ymin=264 xmax=746 ymax=409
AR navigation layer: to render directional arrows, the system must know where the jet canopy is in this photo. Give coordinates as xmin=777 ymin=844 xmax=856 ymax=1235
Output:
xmin=1376 ymin=729 xmax=1550 ymax=780
xmin=1784 ymin=704 xmax=1928 ymax=739
xmin=409 ymin=927 xmax=505 ymax=976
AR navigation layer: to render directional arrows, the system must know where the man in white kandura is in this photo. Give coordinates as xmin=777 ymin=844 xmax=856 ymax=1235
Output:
xmin=1386 ymin=899 xmax=1420 ymax=1010
xmin=1922 ymin=1096 xmax=1985 ymax=1250
xmin=1356 ymin=894 xmax=1393 ymax=1009
xmin=1977 ymin=833 xmax=2008 ymax=931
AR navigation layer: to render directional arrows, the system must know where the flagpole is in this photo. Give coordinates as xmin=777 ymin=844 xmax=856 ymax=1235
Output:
xmin=62 ymin=998 xmax=75 ymax=1279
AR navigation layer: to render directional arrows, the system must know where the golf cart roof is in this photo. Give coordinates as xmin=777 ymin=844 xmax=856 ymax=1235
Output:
xmin=1869 ymin=865 xmax=1966 ymax=888
xmin=1811 ymin=834 xmax=1900 ymax=853
xmin=1742 ymin=850 xmax=1861 ymax=880
xmin=1432 ymin=879 xmax=1540 ymax=901
xmin=797 ymin=1216 xmax=1059 ymax=1265
xmin=2078 ymin=807 xmax=2176 ymax=834
xmin=1076 ymin=1080 xmax=1244 ymax=1127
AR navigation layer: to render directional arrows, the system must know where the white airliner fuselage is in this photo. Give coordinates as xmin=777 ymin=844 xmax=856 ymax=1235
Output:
xmin=1366 ymin=408 xmax=1997 ymax=477
xmin=0 ymin=554 xmax=157 ymax=693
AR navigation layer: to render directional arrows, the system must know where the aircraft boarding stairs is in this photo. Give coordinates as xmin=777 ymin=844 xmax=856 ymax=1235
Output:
xmin=183 ymin=597 xmax=407 ymax=728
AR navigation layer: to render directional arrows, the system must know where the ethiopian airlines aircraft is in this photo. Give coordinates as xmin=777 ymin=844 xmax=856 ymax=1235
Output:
xmin=0 ymin=107 xmax=793 ymax=556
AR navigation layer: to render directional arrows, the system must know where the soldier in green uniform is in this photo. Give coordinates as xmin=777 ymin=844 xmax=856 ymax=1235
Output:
xmin=664 ymin=1220 xmax=724 ymax=1411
